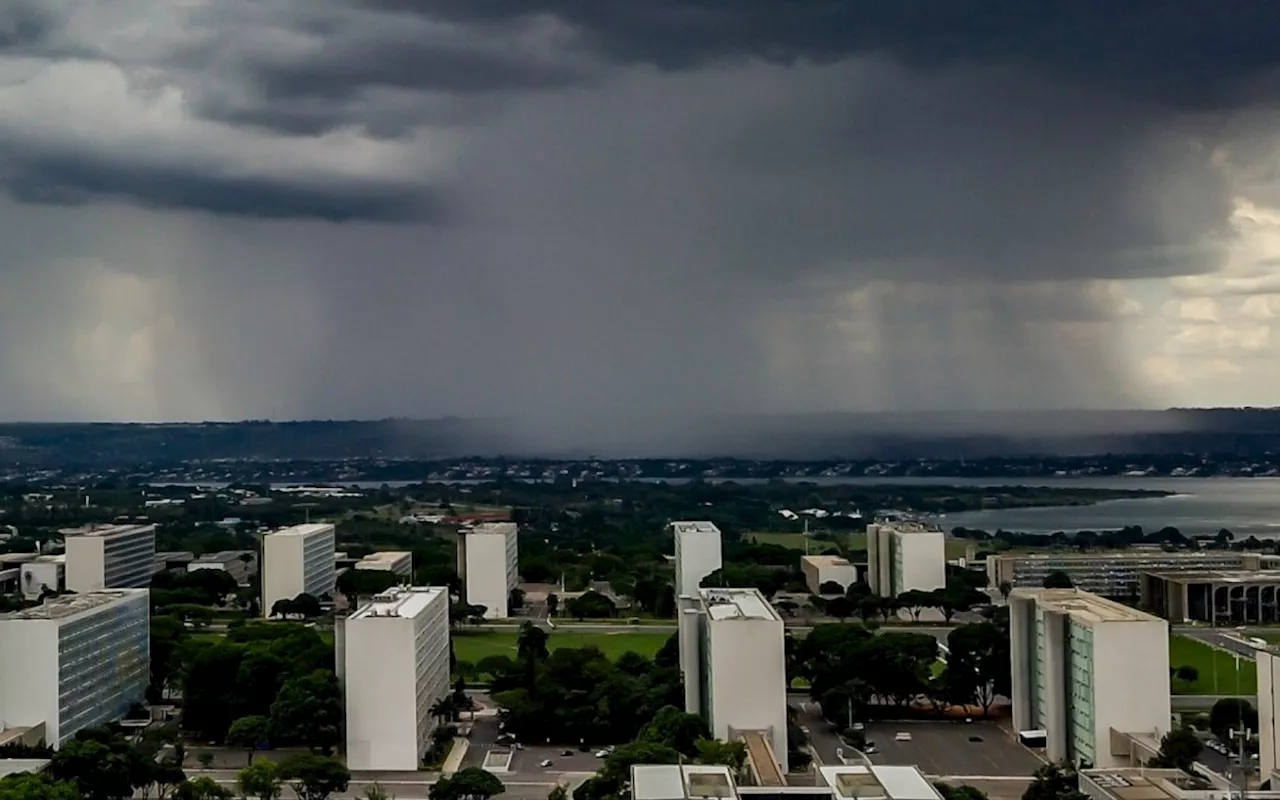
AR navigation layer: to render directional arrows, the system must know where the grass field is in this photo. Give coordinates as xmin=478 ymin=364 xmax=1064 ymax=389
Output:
xmin=747 ymin=531 xmax=971 ymax=558
xmin=1169 ymin=635 xmax=1257 ymax=695
xmin=452 ymin=628 xmax=670 ymax=667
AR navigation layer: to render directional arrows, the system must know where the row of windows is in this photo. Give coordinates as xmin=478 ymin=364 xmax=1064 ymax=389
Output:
xmin=57 ymin=598 xmax=149 ymax=742
xmin=102 ymin=531 xmax=157 ymax=588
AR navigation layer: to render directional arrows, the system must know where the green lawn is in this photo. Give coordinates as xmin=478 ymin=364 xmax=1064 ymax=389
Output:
xmin=452 ymin=628 xmax=670 ymax=667
xmin=1169 ymin=635 xmax=1256 ymax=695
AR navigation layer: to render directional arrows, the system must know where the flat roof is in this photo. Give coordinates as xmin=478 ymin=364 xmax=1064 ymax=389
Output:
xmin=872 ymin=522 xmax=942 ymax=534
xmin=1079 ymin=768 xmax=1217 ymax=800
xmin=61 ymin=523 xmax=154 ymax=539
xmin=266 ymin=523 xmax=334 ymax=538
xmin=469 ymin=522 xmax=517 ymax=536
xmin=631 ymin=765 xmax=736 ymax=800
xmin=802 ymin=555 xmax=853 ymax=567
xmin=671 ymin=521 xmax=721 ymax=536
xmin=0 ymin=759 xmax=50 ymax=779
xmin=192 ymin=550 xmax=254 ymax=563
xmin=820 ymin=766 xmax=942 ymax=800
xmin=700 ymin=588 xmax=780 ymax=622
xmin=359 ymin=551 xmax=411 ymax=564
xmin=997 ymin=550 xmax=1255 ymax=562
xmin=1145 ymin=569 xmax=1280 ymax=584
xmin=349 ymin=586 xmax=445 ymax=620
xmin=1011 ymin=588 xmax=1161 ymax=623
xmin=26 ymin=555 xmax=64 ymax=564
xmin=0 ymin=589 xmax=147 ymax=621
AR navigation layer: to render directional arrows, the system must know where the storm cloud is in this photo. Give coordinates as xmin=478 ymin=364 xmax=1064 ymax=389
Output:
xmin=0 ymin=1 xmax=1277 ymax=451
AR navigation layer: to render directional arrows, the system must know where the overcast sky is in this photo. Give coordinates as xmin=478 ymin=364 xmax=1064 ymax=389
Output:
xmin=1 ymin=1 xmax=1279 ymax=429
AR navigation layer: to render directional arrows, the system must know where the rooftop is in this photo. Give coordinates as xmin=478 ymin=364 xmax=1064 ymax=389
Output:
xmin=631 ymin=765 xmax=736 ymax=800
xmin=358 ymin=551 xmax=411 ymax=565
xmin=998 ymin=550 xmax=1256 ymax=562
xmin=671 ymin=521 xmax=722 ymax=537
xmin=1078 ymin=768 xmax=1222 ymax=800
xmin=803 ymin=555 xmax=853 ymax=567
xmin=0 ymin=589 xmax=147 ymax=621
xmin=0 ymin=759 xmax=51 ymax=779
xmin=192 ymin=550 xmax=254 ymax=564
xmin=1011 ymin=588 xmax=1162 ymax=623
xmin=267 ymin=523 xmax=334 ymax=538
xmin=700 ymin=588 xmax=780 ymax=622
xmin=1145 ymin=569 xmax=1280 ymax=584
xmin=469 ymin=522 xmax=517 ymax=536
xmin=819 ymin=766 xmax=942 ymax=800
xmin=349 ymin=586 xmax=445 ymax=620
xmin=60 ymin=523 xmax=154 ymax=539
xmin=27 ymin=554 xmax=64 ymax=564
xmin=873 ymin=521 xmax=943 ymax=534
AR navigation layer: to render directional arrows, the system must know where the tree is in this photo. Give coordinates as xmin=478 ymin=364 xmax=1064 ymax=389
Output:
xmin=1209 ymin=698 xmax=1258 ymax=741
xmin=998 ymin=581 xmax=1012 ymax=601
xmin=0 ymin=773 xmax=82 ymax=800
xmin=897 ymin=590 xmax=934 ymax=622
xmin=236 ymin=761 xmax=282 ymax=800
xmin=943 ymin=622 xmax=1010 ymax=715
xmin=936 ymin=784 xmax=990 ymax=800
xmin=819 ymin=580 xmax=844 ymax=595
xmin=269 ymin=670 xmax=342 ymax=754
xmin=548 ymin=786 xmax=568 ymax=800
xmin=49 ymin=729 xmax=151 ymax=800
xmin=825 ymin=596 xmax=854 ymax=621
xmin=1173 ymin=665 xmax=1199 ymax=686
xmin=516 ymin=622 xmax=550 ymax=662
xmin=428 ymin=767 xmax=504 ymax=800
xmin=278 ymin=754 xmax=350 ymax=800
xmin=1022 ymin=762 xmax=1086 ymax=800
xmin=565 ymin=591 xmax=616 ymax=620
xmin=638 ymin=706 xmax=711 ymax=757
xmin=227 ymin=716 xmax=271 ymax=765
xmin=1148 ymin=726 xmax=1202 ymax=772
xmin=547 ymin=594 xmax=559 ymax=616
xmin=174 ymin=777 xmax=235 ymax=800
xmin=1042 ymin=571 xmax=1074 ymax=589
xmin=695 ymin=739 xmax=747 ymax=773
xmin=150 ymin=615 xmax=190 ymax=702
xmin=270 ymin=598 xmax=294 ymax=619
xmin=150 ymin=762 xmax=187 ymax=800
xmin=509 ymin=587 xmax=525 ymax=611
xmin=291 ymin=593 xmax=323 ymax=618
xmin=363 ymin=784 xmax=396 ymax=800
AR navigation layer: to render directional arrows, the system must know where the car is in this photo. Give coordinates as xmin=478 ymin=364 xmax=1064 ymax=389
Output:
xmin=595 ymin=750 xmax=609 ymax=758
xmin=561 ymin=750 xmax=574 ymax=757
xmin=540 ymin=760 xmax=553 ymax=768
xmin=864 ymin=744 xmax=877 ymax=754
xmin=895 ymin=732 xmax=912 ymax=742
xmin=852 ymin=723 xmax=865 ymax=732
xmin=968 ymin=736 xmax=983 ymax=743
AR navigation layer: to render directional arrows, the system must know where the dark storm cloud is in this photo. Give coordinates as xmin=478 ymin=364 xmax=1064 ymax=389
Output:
xmin=409 ymin=0 xmax=1280 ymax=107
xmin=0 ymin=2 xmax=56 ymax=50
xmin=0 ymin=144 xmax=440 ymax=222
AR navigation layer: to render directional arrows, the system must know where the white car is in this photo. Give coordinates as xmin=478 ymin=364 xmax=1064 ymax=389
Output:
xmin=895 ymin=732 xmax=912 ymax=742
xmin=540 ymin=759 xmax=553 ymax=768
xmin=595 ymin=750 xmax=609 ymax=758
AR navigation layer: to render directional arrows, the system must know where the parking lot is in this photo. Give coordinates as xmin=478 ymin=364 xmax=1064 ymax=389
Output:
xmin=509 ymin=744 xmax=609 ymax=773
xmin=861 ymin=721 xmax=1045 ymax=777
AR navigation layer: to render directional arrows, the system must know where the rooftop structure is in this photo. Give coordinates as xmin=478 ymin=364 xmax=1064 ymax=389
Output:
xmin=816 ymin=766 xmax=943 ymax=800
xmin=631 ymin=765 xmax=737 ymax=800
xmin=702 ymin=589 xmax=781 ymax=622
xmin=1076 ymin=768 xmax=1235 ymax=800
xmin=348 ymin=585 xmax=445 ymax=620
xmin=988 ymin=551 xmax=1263 ymax=600
xmin=0 ymin=590 xmax=141 ymax=621
xmin=1016 ymin=588 xmax=1159 ymax=623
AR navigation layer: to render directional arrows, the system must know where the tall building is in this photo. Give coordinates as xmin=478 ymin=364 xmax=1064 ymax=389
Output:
xmin=680 ymin=588 xmax=788 ymax=777
xmin=1009 ymin=588 xmax=1170 ymax=767
xmin=342 ymin=586 xmax=451 ymax=771
xmin=261 ymin=523 xmax=337 ymax=618
xmin=989 ymin=551 xmax=1263 ymax=599
xmin=62 ymin=524 xmax=156 ymax=593
xmin=0 ymin=590 xmax=150 ymax=747
xmin=1257 ymin=647 xmax=1280 ymax=778
xmin=672 ymin=521 xmax=723 ymax=597
xmin=866 ymin=522 xmax=945 ymax=597
xmin=458 ymin=522 xmax=518 ymax=619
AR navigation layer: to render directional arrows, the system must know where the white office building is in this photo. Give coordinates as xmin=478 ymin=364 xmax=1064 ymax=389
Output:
xmin=866 ymin=522 xmax=945 ymax=597
xmin=458 ymin=522 xmax=518 ymax=619
xmin=63 ymin=524 xmax=156 ymax=593
xmin=1257 ymin=648 xmax=1280 ymax=778
xmin=20 ymin=556 xmax=66 ymax=599
xmin=801 ymin=555 xmax=859 ymax=594
xmin=261 ymin=523 xmax=337 ymax=618
xmin=355 ymin=551 xmax=413 ymax=577
xmin=672 ymin=521 xmax=723 ymax=597
xmin=679 ymin=588 xmax=788 ymax=776
xmin=1010 ymin=588 xmax=1170 ymax=767
xmin=343 ymin=586 xmax=451 ymax=771
xmin=0 ymin=590 xmax=150 ymax=747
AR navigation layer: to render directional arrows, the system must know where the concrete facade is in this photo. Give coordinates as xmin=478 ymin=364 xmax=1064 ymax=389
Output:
xmin=261 ymin=523 xmax=337 ymax=617
xmin=988 ymin=551 xmax=1262 ymax=599
xmin=680 ymin=587 xmax=788 ymax=774
xmin=459 ymin=522 xmax=518 ymax=619
xmin=1260 ymin=649 xmax=1280 ymax=779
xmin=672 ymin=521 xmax=723 ymax=597
xmin=866 ymin=522 xmax=945 ymax=597
xmin=63 ymin=524 xmax=156 ymax=593
xmin=355 ymin=551 xmax=413 ymax=577
xmin=1141 ymin=569 xmax=1280 ymax=624
xmin=343 ymin=586 xmax=450 ymax=771
xmin=187 ymin=550 xmax=257 ymax=585
xmin=0 ymin=590 xmax=149 ymax=746
xmin=1009 ymin=588 xmax=1170 ymax=767
xmin=801 ymin=555 xmax=859 ymax=594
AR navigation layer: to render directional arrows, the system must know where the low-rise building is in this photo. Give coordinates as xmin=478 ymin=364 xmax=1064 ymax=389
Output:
xmin=188 ymin=550 xmax=258 ymax=585
xmin=1009 ymin=588 xmax=1170 ymax=767
xmin=1140 ymin=569 xmax=1280 ymax=624
xmin=816 ymin=766 xmax=944 ymax=800
xmin=354 ymin=551 xmax=413 ymax=577
xmin=801 ymin=555 xmax=860 ymax=594
xmin=342 ymin=586 xmax=450 ymax=771
xmin=19 ymin=555 xmax=65 ymax=599
xmin=62 ymin=524 xmax=156 ymax=593
xmin=0 ymin=590 xmax=150 ymax=747
xmin=988 ymin=551 xmax=1262 ymax=599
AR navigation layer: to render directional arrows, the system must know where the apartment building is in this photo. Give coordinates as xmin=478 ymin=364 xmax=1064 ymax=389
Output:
xmin=0 ymin=590 xmax=150 ymax=746
xmin=672 ymin=521 xmax=723 ymax=597
xmin=679 ymin=588 xmax=788 ymax=776
xmin=866 ymin=522 xmax=945 ymax=597
xmin=988 ymin=551 xmax=1262 ymax=599
xmin=62 ymin=524 xmax=156 ymax=593
xmin=458 ymin=522 xmax=518 ymax=619
xmin=1010 ymin=588 xmax=1170 ymax=767
xmin=261 ymin=523 xmax=337 ymax=618
xmin=354 ymin=551 xmax=413 ymax=577
xmin=342 ymin=586 xmax=451 ymax=771
xmin=801 ymin=555 xmax=859 ymax=594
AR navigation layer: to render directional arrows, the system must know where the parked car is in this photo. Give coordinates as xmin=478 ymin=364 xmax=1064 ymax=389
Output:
xmin=540 ymin=759 xmax=553 ymax=768
xmin=895 ymin=732 xmax=912 ymax=742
